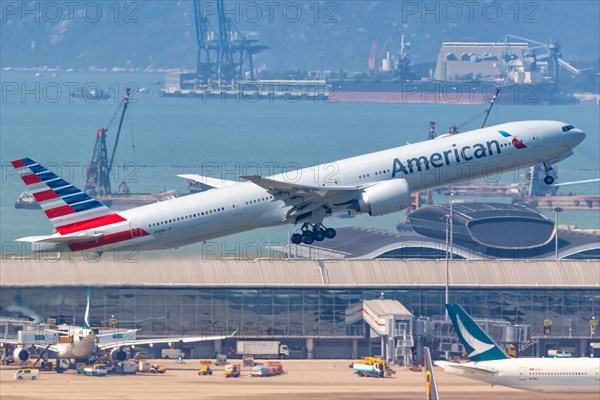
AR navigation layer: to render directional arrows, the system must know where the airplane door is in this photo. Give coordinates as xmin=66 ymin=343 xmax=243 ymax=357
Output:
xmin=519 ymin=367 xmax=527 ymax=381
xmin=130 ymin=223 xmax=144 ymax=238
xmin=526 ymin=129 xmax=543 ymax=147
xmin=230 ymin=198 xmax=243 ymax=215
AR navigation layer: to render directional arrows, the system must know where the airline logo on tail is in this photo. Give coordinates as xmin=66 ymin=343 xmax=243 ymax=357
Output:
xmin=11 ymin=157 xmax=149 ymax=252
xmin=11 ymin=157 xmax=126 ymax=235
xmin=446 ymin=304 xmax=509 ymax=362
xmin=498 ymin=130 xmax=527 ymax=149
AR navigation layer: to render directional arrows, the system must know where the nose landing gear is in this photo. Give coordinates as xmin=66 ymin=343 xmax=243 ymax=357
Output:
xmin=543 ymin=162 xmax=555 ymax=185
xmin=290 ymin=223 xmax=336 ymax=245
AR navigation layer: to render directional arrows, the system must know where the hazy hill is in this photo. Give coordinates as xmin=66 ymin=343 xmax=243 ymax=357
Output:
xmin=1 ymin=1 xmax=598 ymax=72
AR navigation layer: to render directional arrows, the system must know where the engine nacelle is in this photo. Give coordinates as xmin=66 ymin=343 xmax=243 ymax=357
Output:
xmin=110 ymin=349 xmax=127 ymax=362
xmin=356 ymin=179 xmax=411 ymax=216
xmin=13 ymin=347 xmax=29 ymax=362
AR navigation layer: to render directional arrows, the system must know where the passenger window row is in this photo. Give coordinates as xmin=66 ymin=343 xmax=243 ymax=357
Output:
xmin=360 ymin=169 xmax=391 ymax=179
xmin=148 ymin=207 xmax=226 ymax=228
xmin=245 ymin=196 xmax=273 ymax=205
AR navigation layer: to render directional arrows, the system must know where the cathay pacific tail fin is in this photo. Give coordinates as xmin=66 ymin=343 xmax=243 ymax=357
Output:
xmin=446 ymin=304 xmax=509 ymax=362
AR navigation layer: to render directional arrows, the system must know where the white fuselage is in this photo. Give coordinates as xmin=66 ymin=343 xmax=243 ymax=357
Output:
xmin=438 ymin=357 xmax=600 ymax=393
xmin=62 ymin=120 xmax=585 ymax=253
xmin=54 ymin=327 xmax=96 ymax=359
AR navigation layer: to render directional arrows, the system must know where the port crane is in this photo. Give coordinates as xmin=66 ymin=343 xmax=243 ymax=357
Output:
xmin=193 ymin=0 xmax=268 ymax=81
xmin=84 ymin=88 xmax=131 ymax=197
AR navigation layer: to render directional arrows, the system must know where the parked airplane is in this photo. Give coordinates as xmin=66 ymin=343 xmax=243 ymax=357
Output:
xmin=436 ymin=304 xmax=600 ymax=393
xmin=11 ymin=120 xmax=585 ymax=256
xmin=4 ymin=289 xmax=231 ymax=363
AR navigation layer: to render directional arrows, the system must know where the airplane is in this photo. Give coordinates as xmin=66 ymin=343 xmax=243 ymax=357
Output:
xmin=4 ymin=289 xmax=232 ymax=364
xmin=11 ymin=120 xmax=585 ymax=257
xmin=436 ymin=304 xmax=600 ymax=393
xmin=424 ymin=346 xmax=440 ymax=400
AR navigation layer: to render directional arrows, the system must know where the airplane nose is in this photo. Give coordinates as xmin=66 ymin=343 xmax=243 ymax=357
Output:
xmin=570 ymin=129 xmax=586 ymax=148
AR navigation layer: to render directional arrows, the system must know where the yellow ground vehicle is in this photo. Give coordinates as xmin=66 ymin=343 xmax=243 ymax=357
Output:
xmin=353 ymin=357 xmax=394 ymax=378
xmin=198 ymin=365 xmax=213 ymax=376
xmin=224 ymin=364 xmax=240 ymax=378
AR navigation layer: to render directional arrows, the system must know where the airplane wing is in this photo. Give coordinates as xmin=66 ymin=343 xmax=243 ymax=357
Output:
xmin=16 ymin=232 xmax=104 ymax=244
xmin=435 ymin=361 xmax=499 ymax=375
xmin=97 ymin=334 xmax=231 ymax=351
xmin=241 ymin=175 xmax=363 ymax=222
xmin=177 ymin=174 xmax=238 ymax=189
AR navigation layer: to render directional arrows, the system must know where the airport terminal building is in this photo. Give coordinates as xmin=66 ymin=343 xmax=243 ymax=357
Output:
xmin=1 ymin=258 xmax=599 ymax=361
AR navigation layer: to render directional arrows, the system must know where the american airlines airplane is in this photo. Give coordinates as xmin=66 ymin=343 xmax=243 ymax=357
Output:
xmin=436 ymin=304 xmax=600 ymax=393
xmin=11 ymin=120 xmax=585 ymax=256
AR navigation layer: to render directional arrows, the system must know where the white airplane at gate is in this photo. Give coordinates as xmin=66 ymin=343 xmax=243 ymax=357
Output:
xmin=12 ymin=120 xmax=585 ymax=256
xmin=436 ymin=304 xmax=600 ymax=393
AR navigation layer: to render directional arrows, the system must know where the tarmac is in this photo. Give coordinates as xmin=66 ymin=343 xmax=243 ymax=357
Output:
xmin=1 ymin=360 xmax=599 ymax=400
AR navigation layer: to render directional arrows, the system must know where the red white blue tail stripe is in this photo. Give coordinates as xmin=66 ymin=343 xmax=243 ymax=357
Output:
xmin=11 ymin=157 xmax=127 ymax=235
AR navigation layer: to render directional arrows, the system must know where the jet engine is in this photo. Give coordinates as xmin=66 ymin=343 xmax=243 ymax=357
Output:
xmin=13 ymin=347 xmax=29 ymax=362
xmin=110 ymin=348 xmax=127 ymax=361
xmin=355 ymin=179 xmax=411 ymax=216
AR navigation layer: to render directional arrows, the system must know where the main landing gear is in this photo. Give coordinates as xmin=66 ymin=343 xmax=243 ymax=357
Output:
xmin=543 ymin=162 xmax=554 ymax=185
xmin=290 ymin=223 xmax=336 ymax=245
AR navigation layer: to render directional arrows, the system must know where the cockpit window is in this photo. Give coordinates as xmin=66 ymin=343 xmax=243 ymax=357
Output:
xmin=562 ymin=125 xmax=575 ymax=132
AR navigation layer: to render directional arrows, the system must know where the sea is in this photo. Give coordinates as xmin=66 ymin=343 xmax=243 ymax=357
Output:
xmin=1 ymin=71 xmax=598 ymax=258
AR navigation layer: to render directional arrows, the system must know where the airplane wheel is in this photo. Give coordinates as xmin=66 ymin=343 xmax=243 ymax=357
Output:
xmin=313 ymin=230 xmax=325 ymax=242
xmin=302 ymin=232 xmax=314 ymax=245
xmin=290 ymin=233 xmax=302 ymax=244
xmin=324 ymin=228 xmax=336 ymax=239
xmin=544 ymin=175 xmax=554 ymax=185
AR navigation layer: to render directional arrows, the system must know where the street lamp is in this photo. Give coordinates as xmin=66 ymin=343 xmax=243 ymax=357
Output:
xmin=552 ymin=207 xmax=564 ymax=259
xmin=445 ymin=214 xmax=450 ymax=321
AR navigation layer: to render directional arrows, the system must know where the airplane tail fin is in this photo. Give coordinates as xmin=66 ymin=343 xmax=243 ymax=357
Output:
xmin=11 ymin=157 xmax=126 ymax=235
xmin=424 ymin=347 xmax=440 ymax=400
xmin=84 ymin=287 xmax=91 ymax=329
xmin=446 ymin=304 xmax=508 ymax=362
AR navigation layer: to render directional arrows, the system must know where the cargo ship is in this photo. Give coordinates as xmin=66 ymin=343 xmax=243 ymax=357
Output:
xmin=328 ymin=37 xmax=579 ymax=105
xmin=327 ymin=80 xmax=574 ymax=105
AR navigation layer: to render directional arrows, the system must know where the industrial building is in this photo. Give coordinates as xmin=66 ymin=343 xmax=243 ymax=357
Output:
xmin=1 ymin=259 xmax=598 ymax=363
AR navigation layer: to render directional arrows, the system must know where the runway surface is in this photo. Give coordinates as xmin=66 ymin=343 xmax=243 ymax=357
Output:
xmin=2 ymin=360 xmax=599 ymax=400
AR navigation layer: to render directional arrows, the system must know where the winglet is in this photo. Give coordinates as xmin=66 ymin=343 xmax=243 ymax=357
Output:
xmin=446 ymin=304 xmax=508 ymax=362
xmin=424 ymin=347 xmax=440 ymax=400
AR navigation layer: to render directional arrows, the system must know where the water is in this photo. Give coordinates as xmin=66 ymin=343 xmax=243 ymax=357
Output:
xmin=1 ymin=71 xmax=598 ymax=256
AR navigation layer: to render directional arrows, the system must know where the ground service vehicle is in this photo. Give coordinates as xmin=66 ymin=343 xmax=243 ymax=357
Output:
xmin=138 ymin=360 xmax=166 ymax=374
xmin=353 ymin=357 xmax=387 ymax=378
xmin=547 ymin=349 xmax=572 ymax=358
xmin=198 ymin=365 xmax=212 ymax=375
xmin=14 ymin=368 xmax=39 ymax=380
xmin=82 ymin=364 xmax=108 ymax=377
xmin=161 ymin=348 xmax=185 ymax=359
xmin=224 ymin=364 xmax=240 ymax=378
xmin=236 ymin=341 xmax=289 ymax=359
xmin=251 ymin=365 xmax=271 ymax=377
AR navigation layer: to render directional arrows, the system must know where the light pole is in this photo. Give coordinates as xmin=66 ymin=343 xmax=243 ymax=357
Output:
xmin=445 ymin=214 xmax=450 ymax=321
xmin=553 ymin=207 xmax=563 ymax=259
xmin=449 ymin=191 xmax=454 ymax=260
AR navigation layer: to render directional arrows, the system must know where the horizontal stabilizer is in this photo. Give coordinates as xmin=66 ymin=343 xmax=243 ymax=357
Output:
xmin=16 ymin=232 xmax=105 ymax=244
xmin=177 ymin=174 xmax=238 ymax=189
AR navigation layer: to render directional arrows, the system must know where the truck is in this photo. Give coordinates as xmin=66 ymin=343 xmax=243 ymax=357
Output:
xmin=352 ymin=357 xmax=392 ymax=378
xmin=113 ymin=360 xmax=137 ymax=374
xmin=138 ymin=360 xmax=166 ymax=374
xmin=235 ymin=341 xmax=289 ymax=359
xmin=81 ymin=364 xmax=108 ymax=377
xmin=161 ymin=348 xmax=185 ymax=359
